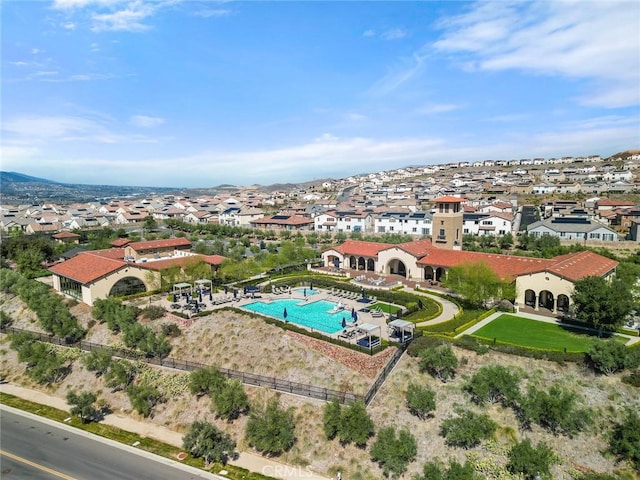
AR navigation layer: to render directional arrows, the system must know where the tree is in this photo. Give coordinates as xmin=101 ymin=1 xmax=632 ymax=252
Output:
xmin=572 ymin=276 xmax=633 ymax=334
xmin=183 ymin=421 xmax=236 ymax=465
xmin=463 ymin=364 xmax=521 ymax=406
xmin=608 ymin=408 xmax=640 ymax=471
xmin=212 ymin=380 xmax=249 ymax=421
xmin=370 ymin=426 xmax=417 ymax=478
xmin=522 ymin=384 xmax=590 ymax=436
xmin=498 ymin=232 xmax=514 ymax=250
xmin=445 ymin=261 xmax=515 ymax=308
xmin=405 ymin=383 xmax=436 ymax=420
xmin=189 ymin=366 xmax=226 ymax=397
xmin=507 ymin=438 xmax=557 ymax=479
xmin=418 ymin=345 xmax=459 ymax=383
xmin=66 ymin=390 xmax=98 ymax=423
xmin=245 ymin=397 xmax=296 ymax=456
xmin=588 ymin=340 xmax=639 ymax=375
xmin=105 ymin=360 xmax=136 ymax=391
xmin=143 ymin=215 xmax=158 ymax=234
xmin=415 ymin=459 xmax=481 ymax=480
xmin=83 ymin=349 xmax=113 ymax=377
xmin=323 ymin=400 xmax=342 ymax=440
xmin=338 ymin=400 xmax=374 ymax=447
xmin=126 ymin=384 xmax=162 ymax=417
xmin=439 ymin=409 xmax=498 ymax=449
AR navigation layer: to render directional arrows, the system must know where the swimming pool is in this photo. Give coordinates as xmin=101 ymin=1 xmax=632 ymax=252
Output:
xmin=242 ymin=299 xmax=348 ymax=334
xmin=293 ymin=288 xmax=319 ymax=295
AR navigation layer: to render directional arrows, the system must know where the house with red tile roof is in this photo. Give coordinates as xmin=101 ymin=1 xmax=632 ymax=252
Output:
xmin=321 ymin=239 xmax=617 ymax=313
xmin=49 ymin=239 xmax=225 ymax=306
xmin=250 ymin=214 xmax=314 ymax=230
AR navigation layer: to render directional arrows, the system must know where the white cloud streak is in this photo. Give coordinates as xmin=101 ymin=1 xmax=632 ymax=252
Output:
xmin=129 ymin=115 xmax=165 ymax=128
xmin=433 ymin=1 xmax=640 ymax=108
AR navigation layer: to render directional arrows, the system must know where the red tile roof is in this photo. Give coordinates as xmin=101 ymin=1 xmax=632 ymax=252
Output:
xmin=392 ymin=239 xmax=434 ymax=257
xmin=52 ymin=232 xmax=80 ymax=239
xmin=137 ymin=254 xmax=226 ymax=271
xmin=546 ymin=251 xmax=618 ymax=281
xmin=110 ymin=238 xmax=131 ymax=247
xmin=328 ymin=240 xmax=394 ymax=257
xmin=433 ymin=196 xmax=464 ymax=203
xmin=49 ymin=251 xmax=126 ymax=283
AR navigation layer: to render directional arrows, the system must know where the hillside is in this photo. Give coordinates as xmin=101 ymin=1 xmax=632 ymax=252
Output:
xmin=1 ymin=294 xmax=638 ymax=479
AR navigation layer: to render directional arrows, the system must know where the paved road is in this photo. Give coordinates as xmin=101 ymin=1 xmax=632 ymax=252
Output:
xmin=0 ymin=407 xmax=221 ymax=480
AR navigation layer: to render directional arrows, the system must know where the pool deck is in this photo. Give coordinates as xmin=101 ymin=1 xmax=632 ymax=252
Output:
xmin=150 ymin=287 xmax=399 ymax=343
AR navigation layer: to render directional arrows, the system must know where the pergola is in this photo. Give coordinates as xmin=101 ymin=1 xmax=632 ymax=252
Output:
xmin=388 ymin=319 xmax=415 ymax=343
xmin=356 ymin=323 xmax=382 ymax=350
xmin=194 ymin=279 xmax=212 ymax=292
xmin=172 ymin=282 xmax=192 ymax=298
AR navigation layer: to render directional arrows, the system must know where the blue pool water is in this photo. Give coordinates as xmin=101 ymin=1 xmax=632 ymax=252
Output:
xmin=243 ymin=299 xmax=347 ymax=334
xmin=293 ymin=288 xmax=319 ymax=295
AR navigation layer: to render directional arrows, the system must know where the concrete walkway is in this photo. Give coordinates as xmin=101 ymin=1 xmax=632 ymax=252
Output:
xmin=454 ymin=310 xmax=640 ymax=346
xmin=0 ymin=383 xmax=331 ymax=480
xmin=395 ymin=287 xmax=460 ymax=327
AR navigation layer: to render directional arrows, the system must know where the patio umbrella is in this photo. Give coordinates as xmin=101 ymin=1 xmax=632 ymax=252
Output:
xmin=418 ymin=299 xmax=423 ymax=309
xmin=199 ymin=291 xmax=203 ymax=302
xmin=351 ymin=307 xmax=356 ymax=319
xmin=224 ymin=286 xmax=228 ymax=294
xmin=209 ymin=291 xmax=213 ymax=301
xmin=341 ymin=317 xmax=347 ymax=328
xmin=283 ymin=307 xmax=288 ymax=319
xmin=233 ymin=289 xmax=237 ymax=299
xmin=361 ymin=287 xmax=366 ymax=299
xmin=173 ymin=293 xmax=177 ymax=303
xmin=309 ymin=283 xmax=313 ymax=291
xmin=353 ymin=312 xmax=358 ymax=322
xmin=303 ymin=288 xmax=307 ymax=297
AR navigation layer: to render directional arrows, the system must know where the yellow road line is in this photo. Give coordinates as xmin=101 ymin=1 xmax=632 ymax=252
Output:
xmin=0 ymin=449 xmax=78 ymax=480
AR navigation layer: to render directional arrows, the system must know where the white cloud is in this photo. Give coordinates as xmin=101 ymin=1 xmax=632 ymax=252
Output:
xmin=433 ymin=1 xmax=640 ymax=107
xmin=381 ymin=28 xmax=407 ymax=41
xmin=193 ymin=8 xmax=231 ymax=18
xmin=367 ymin=53 xmax=427 ymax=96
xmin=91 ymin=4 xmax=155 ymax=32
xmin=130 ymin=115 xmax=165 ymax=128
xmin=362 ymin=29 xmax=376 ymax=37
xmin=416 ymin=103 xmax=462 ymax=115
xmin=31 ymin=48 xmax=42 ymax=55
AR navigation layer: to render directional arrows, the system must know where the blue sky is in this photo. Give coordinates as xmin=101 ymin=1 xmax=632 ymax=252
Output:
xmin=2 ymin=1 xmax=639 ymax=188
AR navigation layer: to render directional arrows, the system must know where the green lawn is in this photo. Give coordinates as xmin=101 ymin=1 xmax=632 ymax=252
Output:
xmin=470 ymin=314 xmax=623 ymax=353
xmin=370 ymin=302 xmax=402 ymax=315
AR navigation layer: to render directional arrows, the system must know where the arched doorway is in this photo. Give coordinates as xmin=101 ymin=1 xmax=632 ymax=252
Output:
xmin=557 ymin=294 xmax=569 ymax=312
xmin=539 ymin=290 xmax=555 ymax=311
xmin=524 ymin=289 xmax=536 ymax=307
xmin=357 ymin=257 xmax=366 ymax=270
xmin=367 ymin=258 xmax=375 ymax=271
xmin=387 ymin=259 xmax=407 ymax=277
xmin=424 ymin=266 xmax=434 ymax=280
xmin=349 ymin=256 xmax=357 ymax=269
xmin=435 ymin=267 xmax=446 ymax=282
xmin=109 ymin=277 xmax=147 ymax=298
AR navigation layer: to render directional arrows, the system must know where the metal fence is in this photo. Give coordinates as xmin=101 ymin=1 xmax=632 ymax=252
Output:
xmin=1 ymin=325 xmax=364 ymax=405
xmin=363 ymin=343 xmax=406 ymax=405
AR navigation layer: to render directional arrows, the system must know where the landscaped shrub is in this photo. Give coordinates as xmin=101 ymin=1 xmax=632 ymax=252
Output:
xmin=66 ymin=390 xmax=98 ymax=423
xmin=588 ymin=341 xmax=640 ymax=375
xmin=608 ymin=408 xmax=640 ymax=471
xmin=82 ymin=348 xmax=113 ymax=376
xmin=414 ymin=459 xmax=481 ymax=480
xmin=183 ymin=421 xmax=236 ymax=465
xmin=211 ymin=379 xmax=249 ymax=421
xmin=521 ymin=384 xmax=591 ymax=436
xmin=245 ymin=397 xmax=296 ymax=456
xmin=406 ymin=335 xmax=446 ymax=357
xmin=104 ymin=360 xmax=137 ymax=391
xmin=337 ymin=400 xmax=375 ymax=447
xmin=10 ymin=332 xmax=69 ymax=385
xmin=323 ymin=400 xmax=342 ymax=440
xmin=140 ymin=304 xmax=166 ymax=320
xmin=369 ymin=426 xmax=417 ymax=478
xmin=419 ymin=345 xmax=459 ymax=382
xmin=189 ymin=366 xmax=226 ymax=397
xmin=126 ymin=383 xmax=163 ymax=417
xmin=439 ymin=409 xmax=498 ymax=449
xmin=507 ymin=438 xmax=558 ymax=479
xmin=463 ymin=364 xmax=521 ymax=407
xmin=622 ymin=369 xmax=640 ymax=388
xmin=405 ymin=383 xmax=436 ymax=420
xmin=160 ymin=322 xmax=182 ymax=337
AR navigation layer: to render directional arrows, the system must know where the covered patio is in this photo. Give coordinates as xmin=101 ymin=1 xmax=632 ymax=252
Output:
xmin=388 ymin=319 xmax=415 ymax=343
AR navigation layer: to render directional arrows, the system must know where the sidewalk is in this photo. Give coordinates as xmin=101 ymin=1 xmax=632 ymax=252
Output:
xmin=0 ymin=383 xmax=331 ymax=480
xmin=399 ymin=287 xmax=460 ymax=326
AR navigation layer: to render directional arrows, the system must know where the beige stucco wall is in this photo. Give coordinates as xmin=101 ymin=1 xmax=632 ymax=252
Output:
xmin=515 ymin=271 xmax=573 ymax=310
xmin=377 ymin=247 xmax=422 ymax=280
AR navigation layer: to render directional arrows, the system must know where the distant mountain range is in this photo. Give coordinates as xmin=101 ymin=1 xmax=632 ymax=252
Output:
xmin=0 ymin=171 xmax=58 ymax=184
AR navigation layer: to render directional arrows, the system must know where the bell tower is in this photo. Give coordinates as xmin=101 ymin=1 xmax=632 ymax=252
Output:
xmin=432 ymin=196 xmax=463 ymax=250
